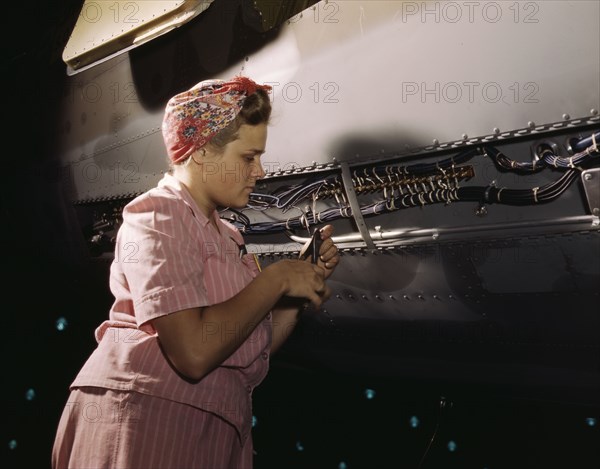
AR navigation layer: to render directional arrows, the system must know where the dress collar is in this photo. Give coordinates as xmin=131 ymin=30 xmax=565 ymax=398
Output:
xmin=158 ymin=172 xmax=221 ymax=228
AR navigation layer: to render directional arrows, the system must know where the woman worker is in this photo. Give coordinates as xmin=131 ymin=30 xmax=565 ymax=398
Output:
xmin=52 ymin=75 xmax=340 ymax=469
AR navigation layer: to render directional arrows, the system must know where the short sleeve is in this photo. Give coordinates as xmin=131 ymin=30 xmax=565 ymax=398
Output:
xmin=115 ymin=191 xmax=210 ymax=328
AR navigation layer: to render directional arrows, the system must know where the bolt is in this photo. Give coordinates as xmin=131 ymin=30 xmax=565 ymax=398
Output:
xmin=475 ymin=206 xmax=488 ymax=217
xmin=584 ymin=173 xmax=593 ymax=181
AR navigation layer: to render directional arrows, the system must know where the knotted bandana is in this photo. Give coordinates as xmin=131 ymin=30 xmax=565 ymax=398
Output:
xmin=162 ymin=76 xmax=272 ymax=164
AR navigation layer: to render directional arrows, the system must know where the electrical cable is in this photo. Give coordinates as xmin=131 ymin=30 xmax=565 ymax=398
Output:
xmin=223 ymin=132 xmax=600 ymax=234
xmin=417 ymin=396 xmax=452 ymax=469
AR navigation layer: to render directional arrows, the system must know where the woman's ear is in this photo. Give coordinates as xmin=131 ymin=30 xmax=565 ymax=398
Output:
xmin=190 ymin=148 xmax=207 ymax=165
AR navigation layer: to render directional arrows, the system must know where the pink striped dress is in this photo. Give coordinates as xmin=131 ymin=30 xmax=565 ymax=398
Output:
xmin=52 ymin=173 xmax=272 ymax=469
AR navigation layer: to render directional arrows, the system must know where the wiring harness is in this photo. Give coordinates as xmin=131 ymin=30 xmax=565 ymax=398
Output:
xmin=223 ymin=131 xmax=600 ymax=234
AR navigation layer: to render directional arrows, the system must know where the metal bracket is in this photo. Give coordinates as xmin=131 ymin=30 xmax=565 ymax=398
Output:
xmin=581 ymin=168 xmax=600 ymax=217
xmin=339 ymin=162 xmax=375 ymax=250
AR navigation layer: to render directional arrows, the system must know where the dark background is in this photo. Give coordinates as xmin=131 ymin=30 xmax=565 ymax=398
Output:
xmin=2 ymin=2 xmax=598 ymax=469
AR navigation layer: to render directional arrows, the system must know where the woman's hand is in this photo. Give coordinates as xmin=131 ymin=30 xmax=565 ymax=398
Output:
xmin=267 ymin=260 xmax=331 ymax=308
xmin=315 ymin=224 xmax=340 ymax=279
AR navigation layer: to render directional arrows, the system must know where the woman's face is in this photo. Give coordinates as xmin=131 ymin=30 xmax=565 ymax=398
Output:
xmin=198 ymin=123 xmax=267 ymax=210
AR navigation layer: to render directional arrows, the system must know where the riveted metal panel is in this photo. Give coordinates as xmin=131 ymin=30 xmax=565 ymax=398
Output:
xmin=55 ymin=0 xmax=600 ymax=203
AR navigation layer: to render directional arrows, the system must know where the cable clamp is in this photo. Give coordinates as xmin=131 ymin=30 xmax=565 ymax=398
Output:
xmin=483 ymin=181 xmax=496 ymax=204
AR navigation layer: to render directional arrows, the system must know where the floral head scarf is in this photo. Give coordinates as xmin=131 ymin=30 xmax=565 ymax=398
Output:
xmin=162 ymin=76 xmax=272 ymax=164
